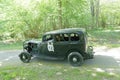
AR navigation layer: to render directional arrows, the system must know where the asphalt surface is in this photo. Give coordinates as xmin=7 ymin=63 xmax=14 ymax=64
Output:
xmin=0 ymin=50 xmax=22 ymax=67
xmin=0 ymin=47 xmax=120 ymax=68
xmin=85 ymin=46 xmax=120 ymax=68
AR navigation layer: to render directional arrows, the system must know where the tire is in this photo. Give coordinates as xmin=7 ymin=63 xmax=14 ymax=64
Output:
xmin=19 ymin=52 xmax=31 ymax=63
xmin=68 ymin=52 xmax=83 ymax=66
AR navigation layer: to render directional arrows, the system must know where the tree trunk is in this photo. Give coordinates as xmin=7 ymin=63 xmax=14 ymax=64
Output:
xmin=90 ymin=0 xmax=100 ymax=28
xmin=90 ymin=0 xmax=95 ymax=28
xmin=95 ymin=0 xmax=100 ymax=28
xmin=58 ymin=0 xmax=62 ymax=29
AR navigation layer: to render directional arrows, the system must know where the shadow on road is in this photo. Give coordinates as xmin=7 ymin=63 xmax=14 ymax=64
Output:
xmin=84 ymin=55 xmax=120 ymax=68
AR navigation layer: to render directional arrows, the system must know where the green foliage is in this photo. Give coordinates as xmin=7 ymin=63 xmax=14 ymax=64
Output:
xmin=100 ymin=0 xmax=120 ymax=27
xmin=0 ymin=0 xmax=88 ymax=40
xmin=62 ymin=0 xmax=90 ymax=28
xmin=0 ymin=0 xmax=120 ymax=40
xmin=0 ymin=41 xmax=22 ymax=50
xmin=88 ymin=26 xmax=120 ymax=47
xmin=0 ymin=63 xmax=120 ymax=80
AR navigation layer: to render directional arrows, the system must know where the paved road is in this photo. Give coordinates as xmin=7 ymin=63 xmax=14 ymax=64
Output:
xmin=84 ymin=46 xmax=120 ymax=68
xmin=0 ymin=47 xmax=120 ymax=68
xmin=0 ymin=50 xmax=22 ymax=67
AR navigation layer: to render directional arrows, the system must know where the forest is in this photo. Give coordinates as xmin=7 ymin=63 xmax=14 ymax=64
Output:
xmin=0 ymin=0 xmax=120 ymax=41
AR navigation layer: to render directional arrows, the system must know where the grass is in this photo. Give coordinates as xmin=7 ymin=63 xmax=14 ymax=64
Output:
xmin=0 ymin=41 xmax=22 ymax=50
xmin=88 ymin=26 xmax=120 ymax=48
xmin=0 ymin=62 xmax=120 ymax=80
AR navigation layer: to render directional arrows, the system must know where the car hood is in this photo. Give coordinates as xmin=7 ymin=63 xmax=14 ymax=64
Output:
xmin=25 ymin=39 xmax=42 ymax=44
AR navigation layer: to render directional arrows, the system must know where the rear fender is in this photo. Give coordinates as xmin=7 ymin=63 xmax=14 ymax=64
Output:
xmin=66 ymin=49 xmax=84 ymax=58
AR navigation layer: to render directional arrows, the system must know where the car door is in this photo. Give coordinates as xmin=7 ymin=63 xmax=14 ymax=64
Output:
xmin=54 ymin=34 xmax=70 ymax=57
xmin=69 ymin=33 xmax=81 ymax=51
xmin=40 ymin=34 xmax=55 ymax=56
xmin=69 ymin=32 xmax=85 ymax=54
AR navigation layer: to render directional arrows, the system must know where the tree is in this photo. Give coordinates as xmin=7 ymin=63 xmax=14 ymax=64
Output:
xmin=58 ymin=0 xmax=62 ymax=29
xmin=1 ymin=0 xmax=120 ymax=41
xmin=89 ymin=0 xmax=100 ymax=28
xmin=95 ymin=0 xmax=100 ymax=28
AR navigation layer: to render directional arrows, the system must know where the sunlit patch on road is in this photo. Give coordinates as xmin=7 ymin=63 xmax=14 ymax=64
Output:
xmin=84 ymin=46 xmax=120 ymax=67
xmin=95 ymin=47 xmax=120 ymax=66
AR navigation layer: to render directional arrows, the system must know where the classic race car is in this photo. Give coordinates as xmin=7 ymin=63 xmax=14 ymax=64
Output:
xmin=19 ymin=28 xmax=94 ymax=66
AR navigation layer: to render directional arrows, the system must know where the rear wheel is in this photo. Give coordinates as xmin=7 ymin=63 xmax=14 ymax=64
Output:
xmin=68 ymin=52 xmax=83 ymax=66
xmin=19 ymin=52 xmax=31 ymax=63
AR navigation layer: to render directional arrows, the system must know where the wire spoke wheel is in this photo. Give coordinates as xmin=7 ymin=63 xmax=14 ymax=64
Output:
xmin=68 ymin=52 xmax=83 ymax=66
xmin=19 ymin=52 xmax=31 ymax=63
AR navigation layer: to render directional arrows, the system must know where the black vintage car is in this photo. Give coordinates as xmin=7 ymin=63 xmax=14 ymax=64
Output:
xmin=19 ymin=28 xmax=94 ymax=66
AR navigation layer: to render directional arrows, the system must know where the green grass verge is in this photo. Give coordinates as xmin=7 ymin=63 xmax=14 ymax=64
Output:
xmin=0 ymin=63 xmax=120 ymax=80
xmin=88 ymin=27 xmax=120 ymax=48
xmin=0 ymin=41 xmax=22 ymax=50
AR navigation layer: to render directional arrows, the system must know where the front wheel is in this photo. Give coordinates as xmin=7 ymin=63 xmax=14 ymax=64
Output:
xmin=68 ymin=52 xmax=83 ymax=66
xmin=19 ymin=52 xmax=32 ymax=63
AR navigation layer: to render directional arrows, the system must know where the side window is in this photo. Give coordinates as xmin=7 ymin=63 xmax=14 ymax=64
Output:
xmin=55 ymin=34 xmax=69 ymax=42
xmin=63 ymin=34 xmax=69 ymax=41
xmin=43 ymin=35 xmax=53 ymax=42
xmin=55 ymin=34 xmax=63 ymax=42
xmin=70 ymin=33 xmax=79 ymax=41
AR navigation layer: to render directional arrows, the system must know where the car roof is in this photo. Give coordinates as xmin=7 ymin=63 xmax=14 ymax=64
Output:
xmin=44 ymin=28 xmax=86 ymax=35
